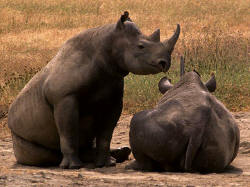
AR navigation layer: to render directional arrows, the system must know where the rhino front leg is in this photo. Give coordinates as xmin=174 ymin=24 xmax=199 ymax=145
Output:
xmin=95 ymin=103 xmax=122 ymax=167
xmin=54 ymin=96 xmax=83 ymax=169
xmin=95 ymin=133 xmax=116 ymax=167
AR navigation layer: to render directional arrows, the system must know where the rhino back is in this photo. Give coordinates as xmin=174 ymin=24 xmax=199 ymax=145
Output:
xmin=161 ymin=87 xmax=239 ymax=171
xmin=8 ymin=67 xmax=60 ymax=150
xmin=42 ymin=24 xmax=117 ymax=104
xmin=157 ymin=84 xmax=239 ymax=171
xmin=193 ymin=94 xmax=239 ymax=171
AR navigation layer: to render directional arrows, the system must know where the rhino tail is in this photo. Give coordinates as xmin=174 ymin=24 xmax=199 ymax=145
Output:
xmin=230 ymin=125 xmax=240 ymax=163
xmin=184 ymin=106 xmax=211 ymax=171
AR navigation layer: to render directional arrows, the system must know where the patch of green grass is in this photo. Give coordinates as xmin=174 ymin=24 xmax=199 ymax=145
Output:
xmin=1 ymin=0 xmax=249 ymax=34
xmin=0 ymin=0 xmax=249 ymax=113
xmin=124 ymin=32 xmax=249 ymax=113
xmin=0 ymin=68 xmax=39 ymax=107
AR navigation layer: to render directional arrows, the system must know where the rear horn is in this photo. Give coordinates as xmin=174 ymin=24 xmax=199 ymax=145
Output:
xmin=180 ymin=56 xmax=185 ymax=77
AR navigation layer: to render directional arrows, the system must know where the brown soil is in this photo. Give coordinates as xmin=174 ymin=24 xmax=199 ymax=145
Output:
xmin=0 ymin=113 xmax=249 ymax=186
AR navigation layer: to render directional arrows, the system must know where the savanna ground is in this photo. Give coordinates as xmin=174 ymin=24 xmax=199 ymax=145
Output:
xmin=0 ymin=113 xmax=250 ymax=186
xmin=0 ymin=0 xmax=249 ymax=186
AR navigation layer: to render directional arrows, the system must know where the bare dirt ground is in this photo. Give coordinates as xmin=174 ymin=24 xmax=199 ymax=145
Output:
xmin=0 ymin=112 xmax=249 ymax=186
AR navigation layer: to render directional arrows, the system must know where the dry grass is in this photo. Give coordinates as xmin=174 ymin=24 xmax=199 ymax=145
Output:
xmin=0 ymin=0 xmax=249 ymax=113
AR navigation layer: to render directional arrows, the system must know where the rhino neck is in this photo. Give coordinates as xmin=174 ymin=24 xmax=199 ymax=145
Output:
xmin=97 ymin=35 xmax=129 ymax=78
xmin=97 ymin=52 xmax=129 ymax=79
xmin=81 ymin=24 xmax=129 ymax=78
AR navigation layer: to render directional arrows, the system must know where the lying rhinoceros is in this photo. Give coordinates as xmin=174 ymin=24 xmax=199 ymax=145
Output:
xmin=8 ymin=12 xmax=180 ymax=169
xmin=129 ymin=57 xmax=240 ymax=173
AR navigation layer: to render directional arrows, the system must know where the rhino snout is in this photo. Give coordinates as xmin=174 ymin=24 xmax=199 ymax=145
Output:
xmin=157 ymin=59 xmax=170 ymax=73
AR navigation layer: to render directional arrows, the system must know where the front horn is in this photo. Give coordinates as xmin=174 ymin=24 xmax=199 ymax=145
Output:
xmin=163 ymin=24 xmax=180 ymax=53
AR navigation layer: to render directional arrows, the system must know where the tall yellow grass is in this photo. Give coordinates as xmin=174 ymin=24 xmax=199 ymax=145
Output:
xmin=0 ymin=0 xmax=249 ymax=112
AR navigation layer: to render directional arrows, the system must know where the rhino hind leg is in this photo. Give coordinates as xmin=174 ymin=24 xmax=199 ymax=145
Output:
xmin=12 ymin=132 xmax=61 ymax=166
xmin=126 ymin=159 xmax=159 ymax=171
xmin=126 ymin=151 xmax=161 ymax=171
xmin=125 ymin=160 xmax=144 ymax=170
xmin=183 ymin=106 xmax=211 ymax=172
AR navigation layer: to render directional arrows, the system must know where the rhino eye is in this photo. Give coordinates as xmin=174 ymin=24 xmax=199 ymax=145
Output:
xmin=138 ymin=44 xmax=145 ymax=49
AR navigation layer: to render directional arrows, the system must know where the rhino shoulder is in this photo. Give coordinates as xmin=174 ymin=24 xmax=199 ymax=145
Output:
xmin=42 ymin=60 xmax=96 ymax=104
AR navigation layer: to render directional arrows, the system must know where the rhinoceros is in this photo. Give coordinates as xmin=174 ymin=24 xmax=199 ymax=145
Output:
xmin=129 ymin=57 xmax=240 ymax=173
xmin=8 ymin=12 xmax=180 ymax=169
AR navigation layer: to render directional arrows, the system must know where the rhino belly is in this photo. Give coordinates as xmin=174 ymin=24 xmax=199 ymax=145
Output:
xmin=8 ymin=87 xmax=60 ymax=150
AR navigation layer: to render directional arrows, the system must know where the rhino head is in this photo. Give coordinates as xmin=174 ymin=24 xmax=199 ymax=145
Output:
xmin=110 ymin=11 xmax=180 ymax=75
xmin=158 ymin=56 xmax=216 ymax=94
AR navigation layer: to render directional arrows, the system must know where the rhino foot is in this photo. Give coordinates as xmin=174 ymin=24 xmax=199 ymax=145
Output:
xmin=125 ymin=160 xmax=142 ymax=170
xmin=125 ymin=160 xmax=161 ymax=171
xmin=59 ymin=154 xmax=83 ymax=169
xmin=95 ymin=156 xmax=116 ymax=168
xmin=110 ymin=147 xmax=131 ymax=163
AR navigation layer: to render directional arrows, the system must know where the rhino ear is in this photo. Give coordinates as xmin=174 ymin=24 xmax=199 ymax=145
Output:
xmin=205 ymin=73 xmax=216 ymax=92
xmin=158 ymin=77 xmax=173 ymax=94
xmin=116 ymin=11 xmax=130 ymax=30
xmin=149 ymin=29 xmax=160 ymax=42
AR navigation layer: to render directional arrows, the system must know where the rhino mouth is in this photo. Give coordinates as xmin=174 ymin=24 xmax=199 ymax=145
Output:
xmin=161 ymin=62 xmax=170 ymax=73
xmin=148 ymin=61 xmax=170 ymax=73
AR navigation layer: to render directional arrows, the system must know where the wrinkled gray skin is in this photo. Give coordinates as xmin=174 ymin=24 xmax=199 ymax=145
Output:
xmin=129 ymin=57 xmax=240 ymax=173
xmin=8 ymin=12 xmax=180 ymax=169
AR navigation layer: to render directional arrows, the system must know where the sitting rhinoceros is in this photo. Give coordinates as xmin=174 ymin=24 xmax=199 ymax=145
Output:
xmin=129 ymin=57 xmax=239 ymax=173
xmin=8 ymin=12 xmax=180 ymax=169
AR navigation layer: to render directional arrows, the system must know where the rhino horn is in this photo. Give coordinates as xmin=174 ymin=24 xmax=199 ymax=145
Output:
xmin=193 ymin=69 xmax=201 ymax=77
xmin=158 ymin=76 xmax=173 ymax=94
xmin=116 ymin=11 xmax=131 ymax=30
xmin=163 ymin=24 xmax=180 ymax=53
xmin=180 ymin=56 xmax=185 ymax=77
xmin=149 ymin=29 xmax=160 ymax=42
xmin=205 ymin=72 xmax=216 ymax=92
